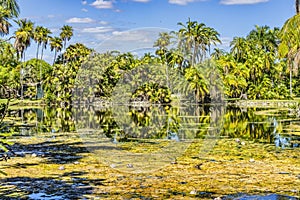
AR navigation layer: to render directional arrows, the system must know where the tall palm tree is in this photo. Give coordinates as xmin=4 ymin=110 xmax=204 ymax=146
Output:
xmin=60 ymin=25 xmax=73 ymax=49
xmin=40 ymin=27 xmax=52 ymax=60
xmin=14 ymin=19 xmax=34 ymax=61
xmin=0 ymin=0 xmax=19 ymax=36
xmin=177 ymin=18 xmax=197 ymax=63
xmin=230 ymin=37 xmax=248 ymax=62
xmin=177 ymin=19 xmax=220 ymax=65
xmin=33 ymin=26 xmax=44 ymax=59
xmin=0 ymin=0 xmax=20 ymax=18
xmin=50 ymin=36 xmax=62 ymax=65
xmin=279 ymin=15 xmax=300 ymax=96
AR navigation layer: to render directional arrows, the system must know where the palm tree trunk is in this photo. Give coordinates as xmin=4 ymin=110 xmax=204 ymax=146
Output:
xmin=290 ymin=64 xmax=293 ymax=96
xmin=53 ymin=50 xmax=57 ymax=65
xmin=41 ymin=45 xmax=44 ymax=60
xmin=36 ymin=43 xmax=40 ymax=59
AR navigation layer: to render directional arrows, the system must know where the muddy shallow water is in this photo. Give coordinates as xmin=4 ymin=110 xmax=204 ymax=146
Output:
xmin=0 ymin=104 xmax=299 ymax=199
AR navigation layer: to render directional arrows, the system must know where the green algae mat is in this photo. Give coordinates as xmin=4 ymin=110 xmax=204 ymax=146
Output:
xmin=0 ymin=131 xmax=299 ymax=199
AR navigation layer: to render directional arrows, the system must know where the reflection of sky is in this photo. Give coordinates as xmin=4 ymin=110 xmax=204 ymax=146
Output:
xmin=272 ymin=118 xmax=299 ymax=149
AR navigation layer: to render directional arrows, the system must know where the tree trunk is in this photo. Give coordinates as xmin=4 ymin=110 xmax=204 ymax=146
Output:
xmin=53 ymin=50 xmax=57 ymax=65
xmin=290 ymin=64 xmax=293 ymax=96
xmin=41 ymin=45 xmax=44 ymax=60
xmin=296 ymin=0 xmax=300 ymax=14
xmin=36 ymin=43 xmax=40 ymax=59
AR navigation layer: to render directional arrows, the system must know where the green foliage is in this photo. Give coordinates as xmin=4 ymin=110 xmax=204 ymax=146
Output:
xmin=131 ymin=82 xmax=171 ymax=104
xmin=44 ymin=43 xmax=92 ymax=104
xmin=217 ymin=25 xmax=291 ymax=99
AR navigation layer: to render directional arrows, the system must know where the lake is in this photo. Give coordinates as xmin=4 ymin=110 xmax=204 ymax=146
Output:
xmin=0 ymin=103 xmax=299 ymax=199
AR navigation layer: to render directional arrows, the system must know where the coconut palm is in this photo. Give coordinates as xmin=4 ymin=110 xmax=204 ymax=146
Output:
xmin=33 ymin=26 xmax=44 ymax=59
xmin=14 ymin=19 xmax=34 ymax=61
xmin=50 ymin=36 xmax=63 ymax=65
xmin=33 ymin=26 xmax=52 ymax=60
xmin=177 ymin=19 xmax=220 ymax=65
xmin=279 ymin=14 xmax=300 ymax=96
xmin=40 ymin=27 xmax=52 ymax=60
xmin=60 ymin=25 xmax=73 ymax=49
xmin=177 ymin=18 xmax=197 ymax=63
xmin=0 ymin=0 xmax=20 ymax=18
xmin=0 ymin=7 xmax=11 ymax=36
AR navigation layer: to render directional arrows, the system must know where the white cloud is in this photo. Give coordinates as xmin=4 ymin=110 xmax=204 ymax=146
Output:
xmin=217 ymin=37 xmax=232 ymax=50
xmin=82 ymin=0 xmax=88 ymax=5
xmin=168 ymin=0 xmax=203 ymax=5
xmin=220 ymin=0 xmax=268 ymax=5
xmin=82 ymin=26 xmax=114 ymax=33
xmin=132 ymin=0 xmax=151 ymax=2
xmin=90 ymin=0 xmax=113 ymax=9
xmin=95 ymin=28 xmax=169 ymax=53
xmin=99 ymin=20 xmax=108 ymax=25
xmin=66 ymin=17 xmax=95 ymax=23
xmin=81 ymin=8 xmax=88 ymax=12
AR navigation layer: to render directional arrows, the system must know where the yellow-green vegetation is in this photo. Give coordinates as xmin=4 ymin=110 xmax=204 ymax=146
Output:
xmin=0 ymin=132 xmax=299 ymax=199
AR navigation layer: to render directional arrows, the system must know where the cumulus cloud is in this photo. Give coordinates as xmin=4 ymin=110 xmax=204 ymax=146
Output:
xmin=81 ymin=8 xmax=88 ymax=12
xmin=82 ymin=0 xmax=88 ymax=5
xmin=90 ymin=0 xmax=113 ymax=9
xmin=220 ymin=0 xmax=268 ymax=5
xmin=66 ymin=17 xmax=95 ymax=23
xmin=82 ymin=26 xmax=114 ymax=33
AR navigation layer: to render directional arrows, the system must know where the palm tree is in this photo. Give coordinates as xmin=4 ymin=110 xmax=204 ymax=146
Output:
xmin=14 ymin=19 xmax=34 ymax=61
xmin=33 ymin=26 xmax=44 ymax=59
xmin=40 ymin=27 xmax=52 ymax=60
xmin=0 ymin=0 xmax=20 ymax=36
xmin=50 ymin=36 xmax=62 ymax=65
xmin=279 ymin=15 xmax=300 ymax=96
xmin=177 ymin=19 xmax=220 ymax=65
xmin=60 ymin=25 xmax=73 ymax=49
xmin=177 ymin=18 xmax=197 ymax=63
xmin=33 ymin=26 xmax=52 ymax=60
xmin=0 ymin=7 xmax=11 ymax=36
xmin=14 ymin=19 xmax=34 ymax=100
xmin=230 ymin=37 xmax=248 ymax=62
xmin=0 ymin=0 xmax=20 ymax=18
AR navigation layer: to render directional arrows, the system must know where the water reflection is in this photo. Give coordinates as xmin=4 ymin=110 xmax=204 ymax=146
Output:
xmin=2 ymin=105 xmax=300 ymax=148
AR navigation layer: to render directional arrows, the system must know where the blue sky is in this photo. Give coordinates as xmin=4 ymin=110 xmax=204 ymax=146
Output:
xmin=10 ymin=0 xmax=295 ymax=62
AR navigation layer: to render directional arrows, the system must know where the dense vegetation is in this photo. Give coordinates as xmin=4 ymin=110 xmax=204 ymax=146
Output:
xmin=1 ymin=3 xmax=300 ymax=107
xmin=0 ymin=1 xmax=300 ymax=112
